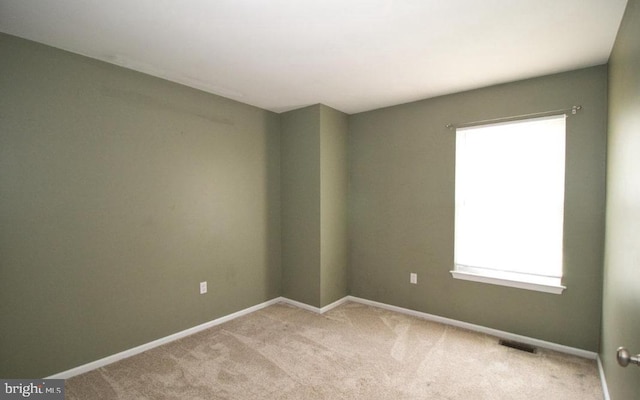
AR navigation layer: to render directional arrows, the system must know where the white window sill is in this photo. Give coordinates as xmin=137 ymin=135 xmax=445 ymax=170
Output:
xmin=450 ymin=266 xmax=565 ymax=295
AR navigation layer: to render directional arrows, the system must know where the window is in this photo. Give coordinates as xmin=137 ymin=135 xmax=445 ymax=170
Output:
xmin=451 ymin=115 xmax=566 ymax=294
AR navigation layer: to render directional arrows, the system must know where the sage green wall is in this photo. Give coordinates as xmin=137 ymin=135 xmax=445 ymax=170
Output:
xmin=319 ymin=105 xmax=348 ymax=307
xmin=281 ymin=105 xmax=321 ymax=306
xmin=0 ymin=33 xmax=281 ymax=378
xmin=348 ymin=66 xmax=607 ymax=351
xmin=281 ymin=104 xmax=349 ymax=308
xmin=0 ymin=23 xmax=616 ymax=380
xmin=601 ymin=0 xmax=640 ymax=398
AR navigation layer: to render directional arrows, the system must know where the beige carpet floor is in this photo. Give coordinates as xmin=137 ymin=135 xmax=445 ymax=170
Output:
xmin=66 ymin=301 xmax=602 ymax=399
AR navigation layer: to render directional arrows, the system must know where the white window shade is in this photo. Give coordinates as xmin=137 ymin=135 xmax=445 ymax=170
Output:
xmin=453 ymin=115 xmax=566 ymax=293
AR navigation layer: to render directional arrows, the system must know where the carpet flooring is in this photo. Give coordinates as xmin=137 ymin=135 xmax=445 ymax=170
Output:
xmin=65 ymin=301 xmax=603 ymax=399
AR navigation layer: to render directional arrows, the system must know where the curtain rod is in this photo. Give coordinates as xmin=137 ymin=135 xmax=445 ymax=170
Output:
xmin=445 ymin=105 xmax=582 ymax=130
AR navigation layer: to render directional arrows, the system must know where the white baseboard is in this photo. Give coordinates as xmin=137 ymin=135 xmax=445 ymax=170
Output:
xmin=45 ymin=297 xmax=282 ymax=379
xmin=278 ymin=297 xmax=322 ymax=313
xmin=279 ymin=295 xmax=598 ymax=360
xmin=46 ymin=294 xmax=601 ymax=382
xmin=320 ymin=296 xmax=351 ymax=313
xmin=345 ymin=296 xmax=598 ymax=360
xmin=278 ymin=296 xmax=350 ymax=314
xmin=597 ymin=355 xmax=611 ymax=400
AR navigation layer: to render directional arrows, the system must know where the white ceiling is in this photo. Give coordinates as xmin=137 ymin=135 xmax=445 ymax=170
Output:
xmin=0 ymin=0 xmax=628 ymax=114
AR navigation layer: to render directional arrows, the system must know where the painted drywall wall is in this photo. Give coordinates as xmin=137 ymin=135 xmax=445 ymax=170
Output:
xmin=0 ymin=25 xmax=613 ymax=380
xmin=280 ymin=104 xmax=349 ymax=308
xmin=280 ymin=105 xmax=322 ymax=306
xmin=601 ymin=0 xmax=640 ymax=398
xmin=0 ymin=33 xmax=281 ymax=378
xmin=319 ymin=105 xmax=349 ymax=307
xmin=348 ymin=66 xmax=607 ymax=351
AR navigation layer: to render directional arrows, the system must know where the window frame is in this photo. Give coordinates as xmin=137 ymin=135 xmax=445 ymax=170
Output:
xmin=450 ymin=114 xmax=567 ymax=295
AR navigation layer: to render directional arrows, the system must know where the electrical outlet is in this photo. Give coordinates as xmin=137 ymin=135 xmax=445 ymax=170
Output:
xmin=200 ymin=281 xmax=207 ymax=294
xmin=410 ymin=273 xmax=417 ymax=284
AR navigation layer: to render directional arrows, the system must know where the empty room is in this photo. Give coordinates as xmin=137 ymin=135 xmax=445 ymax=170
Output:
xmin=1 ymin=0 xmax=639 ymax=399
